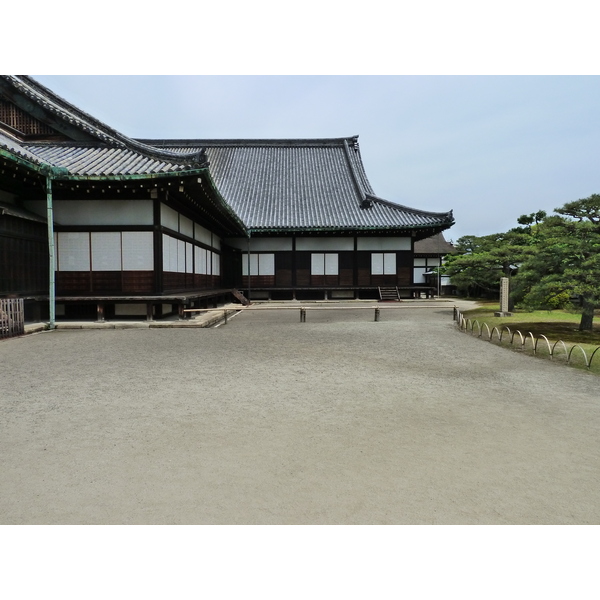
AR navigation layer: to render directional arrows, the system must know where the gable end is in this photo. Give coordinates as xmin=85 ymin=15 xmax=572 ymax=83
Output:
xmin=0 ymin=98 xmax=67 ymax=141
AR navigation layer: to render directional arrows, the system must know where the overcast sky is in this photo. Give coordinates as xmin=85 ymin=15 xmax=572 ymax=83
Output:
xmin=31 ymin=75 xmax=600 ymax=242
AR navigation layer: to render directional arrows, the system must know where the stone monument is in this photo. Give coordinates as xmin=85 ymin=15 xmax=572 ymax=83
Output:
xmin=494 ymin=276 xmax=512 ymax=317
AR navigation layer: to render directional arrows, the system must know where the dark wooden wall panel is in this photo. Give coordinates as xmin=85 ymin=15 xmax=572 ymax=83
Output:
xmin=295 ymin=252 xmax=310 ymax=286
xmin=122 ymin=272 xmax=154 ymax=294
xmin=56 ymin=272 xmax=92 ymax=294
xmin=92 ymin=271 xmax=121 ymax=293
xmin=163 ymin=272 xmax=185 ymax=291
xmin=0 ymin=216 xmax=49 ymax=295
xmin=275 ymin=253 xmax=292 ymax=286
xmin=397 ymin=267 xmax=411 ymax=285
xmin=242 ymin=275 xmax=275 ymax=287
xmin=339 ymin=252 xmax=354 ymax=286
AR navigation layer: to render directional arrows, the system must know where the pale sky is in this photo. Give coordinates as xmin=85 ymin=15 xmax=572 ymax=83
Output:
xmin=32 ymin=75 xmax=600 ymax=242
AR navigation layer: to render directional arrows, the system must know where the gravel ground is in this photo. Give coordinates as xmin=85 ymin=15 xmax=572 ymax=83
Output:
xmin=1 ymin=300 xmax=599 ymax=524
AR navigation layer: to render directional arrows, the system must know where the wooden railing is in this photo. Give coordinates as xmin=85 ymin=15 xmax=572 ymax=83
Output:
xmin=0 ymin=298 xmax=25 ymax=340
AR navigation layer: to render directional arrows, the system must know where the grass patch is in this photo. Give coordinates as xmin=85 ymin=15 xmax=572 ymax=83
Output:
xmin=458 ymin=302 xmax=600 ymax=374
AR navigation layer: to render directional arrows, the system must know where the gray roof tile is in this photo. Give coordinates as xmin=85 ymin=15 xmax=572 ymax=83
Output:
xmin=141 ymin=137 xmax=454 ymax=233
xmin=0 ymin=130 xmax=46 ymax=165
xmin=2 ymin=141 xmax=198 ymax=177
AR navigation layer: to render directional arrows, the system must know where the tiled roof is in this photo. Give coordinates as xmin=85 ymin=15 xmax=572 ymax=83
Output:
xmin=2 ymin=76 xmax=454 ymax=237
xmin=19 ymin=142 xmax=198 ymax=177
xmin=0 ymin=130 xmax=46 ymax=166
xmin=140 ymin=137 xmax=454 ymax=233
xmin=0 ymin=76 xmax=207 ymax=176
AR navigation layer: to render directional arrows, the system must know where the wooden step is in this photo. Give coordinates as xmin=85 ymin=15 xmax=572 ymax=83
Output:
xmin=378 ymin=286 xmax=400 ymax=301
xmin=231 ymin=288 xmax=251 ymax=306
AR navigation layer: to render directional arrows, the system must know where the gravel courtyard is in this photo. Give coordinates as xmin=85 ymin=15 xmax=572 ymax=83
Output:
xmin=1 ymin=300 xmax=599 ymax=524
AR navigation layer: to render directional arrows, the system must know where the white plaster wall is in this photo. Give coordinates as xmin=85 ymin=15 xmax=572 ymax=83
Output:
xmin=226 ymin=238 xmax=293 ymax=251
xmin=195 ymin=247 xmax=208 ymax=275
xmin=161 ymin=203 xmax=179 ymax=231
xmin=186 ymin=242 xmax=193 ymax=274
xmin=296 ymin=237 xmax=353 ymax=251
xmin=57 ymin=232 xmax=90 ymax=271
xmin=194 ymin=223 xmax=212 ymax=246
xmin=243 ymin=254 xmax=260 ymax=276
xmin=384 ymin=253 xmax=397 ymax=274
xmin=122 ymin=232 xmax=154 ymax=271
xmin=259 ymin=254 xmax=274 ymax=276
xmin=46 ymin=200 xmax=154 ymax=226
xmin=91 ymin=232 xmax=121 ymax=271
xmin=163 ymin=234 xmax=181 ymax=272
xmin=414 ymin=268 xmax=428 ymax=283
xmin=180 ymin=215 xmax=194 ymax=238
xmin=357 ymin=237 xmax=411 ymax=251
xmin=311 ymin=253 xmax=339 ymax=275
xmin=177 ymin=240 xmax=186 ymax=273
xmin=242 ymin=254 xmax=274 ymax=276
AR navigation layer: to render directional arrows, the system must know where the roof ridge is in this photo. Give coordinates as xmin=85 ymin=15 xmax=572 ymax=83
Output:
xmin=138 ymin=136 xmax=360 ymax=148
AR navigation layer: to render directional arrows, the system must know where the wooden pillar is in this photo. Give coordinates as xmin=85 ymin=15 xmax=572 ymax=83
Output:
xmin=153 ymin=198 xmax=163 ymax=293
xmin=292 ymin=235 xmax=297 ymax=292
xmin=353 ymin=235 xmax=358 ymax=288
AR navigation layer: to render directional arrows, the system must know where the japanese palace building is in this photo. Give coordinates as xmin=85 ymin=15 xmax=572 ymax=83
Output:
xmin=0 ymin=75 xmax=454 ymax=321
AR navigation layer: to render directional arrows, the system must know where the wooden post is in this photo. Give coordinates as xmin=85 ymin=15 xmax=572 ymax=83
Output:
xmin=374 ymin=307 xmax=380 ymax=322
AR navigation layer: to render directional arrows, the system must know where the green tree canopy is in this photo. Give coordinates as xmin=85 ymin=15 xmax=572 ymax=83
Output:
xmin=513 ymin=194 xmax=600 ymax=330
xmin=445 ymin=193 xmax=600 ymax=331
xmin=443 ymin=229 xmax=533 ymax=299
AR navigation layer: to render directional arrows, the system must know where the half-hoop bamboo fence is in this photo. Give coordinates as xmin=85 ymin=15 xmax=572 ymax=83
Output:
xmin=453 ymin=306 xmax=600 ymax=372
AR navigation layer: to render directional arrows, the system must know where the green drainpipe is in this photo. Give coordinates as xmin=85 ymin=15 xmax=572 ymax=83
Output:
xmin=46 ymin=174 xmax=56 ymax=329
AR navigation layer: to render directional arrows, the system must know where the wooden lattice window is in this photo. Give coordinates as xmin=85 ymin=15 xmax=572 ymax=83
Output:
xmin=0 ymin=98 xmax=59 ymax=137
